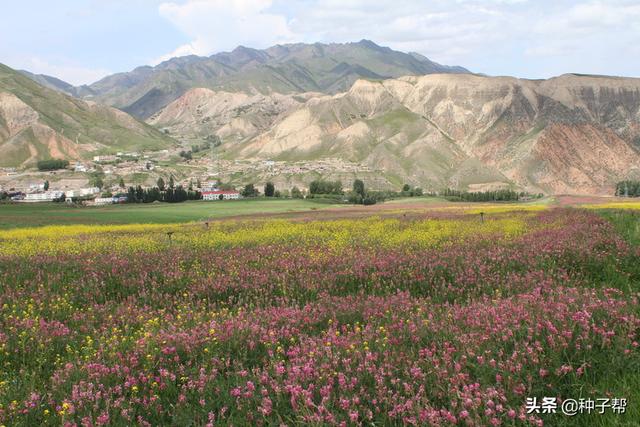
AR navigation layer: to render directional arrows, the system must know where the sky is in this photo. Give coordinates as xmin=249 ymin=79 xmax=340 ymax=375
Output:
xmin=1 ymin=0 xmax=639 ymax=85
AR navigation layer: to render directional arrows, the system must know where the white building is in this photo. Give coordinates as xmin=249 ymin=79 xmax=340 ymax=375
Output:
xmin=24 ymin=191 xmax=65 ymax=202
xmin=65 ymin=187 xmax=100 ymax=198
xmin=202 ymin=190 xmax=240 ymax=201
xmin=29 ymin=183 xmax=45 ymax=191
xmin=94 ymin=197 xmax=115 ymax=206
xmin=93 ymin=155 xmax=117 ymax=163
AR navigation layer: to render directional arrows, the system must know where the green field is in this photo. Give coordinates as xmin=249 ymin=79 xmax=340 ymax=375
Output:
xmin=0 ymin=199 xmax=343 ymax=229
xmin=0 ymin=196 xmax=561 ymax=229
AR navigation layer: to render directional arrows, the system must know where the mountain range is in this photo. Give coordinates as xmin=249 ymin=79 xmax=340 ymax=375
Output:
xmin=150 ymin=73 xmax=640 ymax=194
xmin=5 ymin=40 xmax=640 ymax=194
xmin=27 ymin=40 xmax=469 ymax=120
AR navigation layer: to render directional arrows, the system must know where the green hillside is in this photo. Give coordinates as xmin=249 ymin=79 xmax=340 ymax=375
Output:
xmin=0 ymin=63 xmax=177 ymax=167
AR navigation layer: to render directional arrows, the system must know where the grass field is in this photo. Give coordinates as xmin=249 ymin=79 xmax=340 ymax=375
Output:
xmin=0 ymin=199 xmax=344 ymax=229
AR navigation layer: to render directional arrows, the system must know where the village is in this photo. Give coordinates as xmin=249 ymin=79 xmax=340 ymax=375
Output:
xmin=0 ymin=148 xmax=382 ymax=205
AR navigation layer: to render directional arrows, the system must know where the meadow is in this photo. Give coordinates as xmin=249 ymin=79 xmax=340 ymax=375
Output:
xmin=0 ymin=202 xmax=639 ymax=426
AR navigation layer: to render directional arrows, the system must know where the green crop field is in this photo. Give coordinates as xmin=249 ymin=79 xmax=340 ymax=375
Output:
xmin=0 ymin=199 xmax=343 ymax=229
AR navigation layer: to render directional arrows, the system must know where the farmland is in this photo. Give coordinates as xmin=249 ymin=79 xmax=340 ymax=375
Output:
xmin=0 ymin=203 xmax=639 ymax=426
xmin=0 ymin=199 xmax=343 ymax=229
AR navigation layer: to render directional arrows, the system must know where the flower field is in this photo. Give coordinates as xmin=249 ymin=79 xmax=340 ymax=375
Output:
xmin=0 ymin=208 xmax=639 ymax=426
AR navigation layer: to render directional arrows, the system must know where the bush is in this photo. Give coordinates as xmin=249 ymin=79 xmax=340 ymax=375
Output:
xmin=37 ymin=159 xmax=69 ymax=171
xmin=362 ymin=196 xmax=377 ymax=205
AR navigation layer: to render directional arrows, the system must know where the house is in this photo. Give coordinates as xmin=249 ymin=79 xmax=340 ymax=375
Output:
xmin=94 ymin=197 xmax=115 ymax=206
xmin=66 ymin=187 xmax=100 ymax=198
xmin=93 ymin=155 xmax=117 ymax=163
xmin=24 ymin=191 xmax=65 ymax=202
xmin=202 ymin=190 xmax=240 ymax=201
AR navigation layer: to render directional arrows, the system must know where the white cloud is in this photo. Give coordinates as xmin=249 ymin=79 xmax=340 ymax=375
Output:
xmin=156 ymin=0 xmax=527 ymax=66
xmin=154 ymin=0 xmax=296 ymax=64
xmin=526 ymin=0 xmax=640 ymax=67
xmin=154 ymin=0 xmax=640 ymax=78
xmin=287 ymin=0 xmax=524 ymax=65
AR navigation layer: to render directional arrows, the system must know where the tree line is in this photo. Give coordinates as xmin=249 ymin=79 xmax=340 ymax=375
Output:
xmin=125 ymin=177 xmax=201 ymax=203
xmin=441 ymin=188 xmax=542 ymax=202
xmin=37 ymin=159 xmax=69 ymax=171
xmin=615 ymin=180 xmax=640 ymax=197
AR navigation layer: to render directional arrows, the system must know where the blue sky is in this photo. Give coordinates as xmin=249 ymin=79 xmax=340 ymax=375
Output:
xmin=1 ymin=0 xmax=639 ymax=85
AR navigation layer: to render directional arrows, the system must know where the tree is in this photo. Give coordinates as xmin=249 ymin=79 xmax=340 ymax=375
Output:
xmin=127 ymin=186 xmax=136 ymax=203
xmin=44 ymin=180 xmax=49 ymax=191
xmin=241 ymin=184 xmax=258 ymax=197
xmin=353 ymin=179 xmax=365 ymax=198
xmin=309 ymin=179 xmax=343 ymax=195
xmin=402 ymin=183 xmax=411 ymax=193
xmin=291 ymin=186 xmax=303 ymax=199
xmin=119 ymin=177 xmax=126 ymax=189
xmin=93 ymin=177 xmax=104 ymax=190
xmin=169 ymin=175 xmax=175 ymax=189
xmin=157 ymin=177 xmax=166 ymax=191
xmin=264 ymin=182 xmax=275 ymax=197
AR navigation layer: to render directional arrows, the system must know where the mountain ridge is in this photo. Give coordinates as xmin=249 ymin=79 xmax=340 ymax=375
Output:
xmin=28 ymin=40 xmax=469 ymax=120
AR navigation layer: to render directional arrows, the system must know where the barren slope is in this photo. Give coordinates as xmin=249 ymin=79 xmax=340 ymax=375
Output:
xmin=223 ymin=74 xmax=640 ymax=194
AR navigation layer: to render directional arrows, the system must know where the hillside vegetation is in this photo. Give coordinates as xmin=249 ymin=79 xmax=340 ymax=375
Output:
xmin=0 ymin=64 xmax=176 ymax=167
